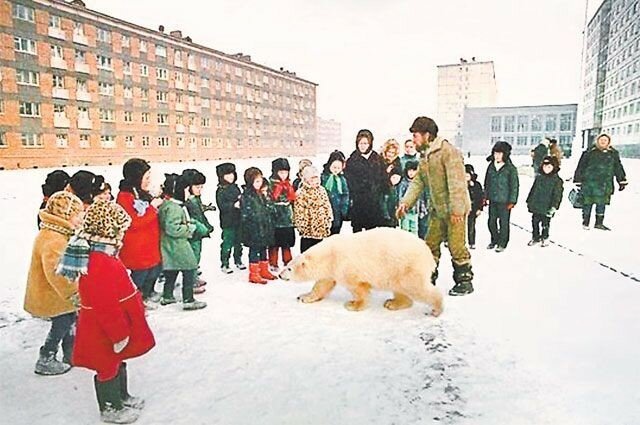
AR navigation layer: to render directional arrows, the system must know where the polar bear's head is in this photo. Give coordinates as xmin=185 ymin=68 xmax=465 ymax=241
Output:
xmin=279 ymin=243 xmax=332 ymax=282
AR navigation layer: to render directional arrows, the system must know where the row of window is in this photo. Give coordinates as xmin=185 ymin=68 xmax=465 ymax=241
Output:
xmin=0 ymin=132 xmax=263 ymax=149
xmin=490 ymin=135 xmax=573 ymax=147
xmin=11 ymin=3 xmax=314 ymax=97
xmin=603 ymin=120 xmax=640 ymax=136
xmin=490 ymin=113 xmax=575 ymax=133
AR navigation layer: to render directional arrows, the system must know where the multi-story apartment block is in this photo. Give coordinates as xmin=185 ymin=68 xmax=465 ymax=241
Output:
xmin=0 ymin=0 xmax=318 ymax=169
xmin=437 ymin=58 xmax=497 ymax=146
xmin=461 ymin=104 xmax=578 ymax=156
xmin=582 ymin=0 xmax=640 ymax=157
xmin=316 ymin=117 xmax=341 ymax=154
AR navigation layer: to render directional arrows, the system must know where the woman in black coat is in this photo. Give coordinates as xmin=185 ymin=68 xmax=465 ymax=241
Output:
xmin=344 ymin=129 xmax=388 ymax=233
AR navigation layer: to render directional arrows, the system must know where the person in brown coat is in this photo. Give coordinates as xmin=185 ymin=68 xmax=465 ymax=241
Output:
xmin=397 ymin=117 xmax=474 ymax=296
xmin=24 ymin=191 xmax=85 ymax=375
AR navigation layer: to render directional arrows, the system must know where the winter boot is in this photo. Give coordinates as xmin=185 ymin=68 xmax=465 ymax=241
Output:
xmin=449 ymin=263 xmax=474 ymax=296
xmin=183 ymin=300 xmax=207 ymax=311
xmin=582 ymin=213 xmax=591 ymax=230
xmin=249 ymin=263 xmax=267 ymax=284
xmin=594 ymin=214 xmax=611 ymax=231
xmin=94 ymin=375 xmax=139 ymax=424
xmin=235 ymin=262 xmax=247 ymax=271
xmin=282 ymin=247 xmax=293 ymax=265
xmin=193 ymin=285 xmax=206 ymax=294
xmin=220 ymin=266 xmax=233 ymax=274
xmin=118 ymin=363 xmax=145 ymax=410
xmin=540 ymin=239 xmax=549 ymax=247
xmin=159 ymin=297 xmax=177 ymax=306
xmin=259 ymin=261 xmax=277 ymax=280
xmin=527 ymin=238 xmax=540 ymax=246
xmin=35 ymin=347 xmax=71 ymax=376
xmin=195 ymin=277 xmax=207 ymax=287
xmin=486 ymin=243 xmax=496 ymax=250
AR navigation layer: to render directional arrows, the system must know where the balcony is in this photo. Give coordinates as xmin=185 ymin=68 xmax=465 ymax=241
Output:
xmin=54 ymin=113 xmax=70 ymax=128
xmin=52 ymin=88 xmax=69 ymax=99
xmin=188 ymin=104 xmax=199 ymax=113
xmin=73 ymin=32 xmax=88 ymax=45
xmin=76 ymin=91 xmax=91 ymax=102
xmin=77 ymin=117 xmax=92 ymax=129
xmin=188 ymin=82 xmax=197 ymax=92
xmin=75 ymin=61 xmax=90 ymax=74
xmin=48 ymin=27 xmax=66 ymax=40
xmin=175 ymin=103 xmax=185 ymax=112
xmin=175 ymin=80 xmax=185 ymax=90
xmin=176 ymin=124 xmax=185 ymax=133
xmin=51 ymin=57 xmax=67 ymax=70
xmin=189 ymin=125 xmax=199 ymax=134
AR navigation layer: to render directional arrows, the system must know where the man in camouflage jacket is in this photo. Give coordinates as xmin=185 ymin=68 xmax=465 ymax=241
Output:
xmin=397 ymin=117 xmax=473 ymax=296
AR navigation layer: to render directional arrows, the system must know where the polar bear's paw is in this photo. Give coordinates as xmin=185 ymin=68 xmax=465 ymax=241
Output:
xmin=298 ymin=292 xmax=322 ymax=303
xmin=344 ymin=300 xmax=367 ymax=311
xmin=383 ymin=295 xmax=414 ymax=310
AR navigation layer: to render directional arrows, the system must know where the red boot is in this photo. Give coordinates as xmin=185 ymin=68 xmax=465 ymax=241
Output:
xmin=259 ymin=261 xmax=277 ymax=280
xmin=249 ymin=263 xmax=267 ymax=284
xmin=282 ymin=247 xmax=292 ymax=265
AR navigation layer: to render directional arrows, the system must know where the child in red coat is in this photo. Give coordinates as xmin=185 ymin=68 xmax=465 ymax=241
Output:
xmin=57 ymin=200 xmax=155 ymax=424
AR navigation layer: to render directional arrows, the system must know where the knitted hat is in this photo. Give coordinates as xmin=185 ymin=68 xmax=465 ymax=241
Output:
xmin=216 ymin=163 xmax=237 ymax=184
xmin=69 ymin=170 xmax=97 ymax=204
xmin=45 ymin=191 xmax=84 ymax=221
xmin=244 ymin=167 xmax=263 ymax=186
xmin=77 ymin=200 xmax=131 ymax=246
xmin=302 ymin=165 xmax=320 ymax=181
xmin=42 ymin=170 xmax=70 ymax=198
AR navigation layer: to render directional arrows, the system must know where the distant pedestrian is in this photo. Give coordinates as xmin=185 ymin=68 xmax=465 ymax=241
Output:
xmin=532 ymin=138 xmax=551 ymax=176
xmin=465 ymin=164 xmax=484 ymax=250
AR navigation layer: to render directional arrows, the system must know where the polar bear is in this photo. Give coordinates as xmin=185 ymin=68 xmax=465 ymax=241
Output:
xmin=279 ymin=227 xmax=442 ymax=316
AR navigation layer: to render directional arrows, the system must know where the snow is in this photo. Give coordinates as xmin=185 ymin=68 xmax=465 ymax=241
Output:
xmin=1 ymin=154 xmax=640 ymax=424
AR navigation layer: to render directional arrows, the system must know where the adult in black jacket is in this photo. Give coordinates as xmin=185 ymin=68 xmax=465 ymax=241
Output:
xmin=484 ymin=141 xmax=519 ymax=252
xmin=344 ymin=129 xmax=388 ymax=232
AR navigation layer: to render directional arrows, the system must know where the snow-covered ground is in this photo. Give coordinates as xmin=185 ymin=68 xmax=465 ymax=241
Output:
xmin=1 ymin=154 xmax=639 ymax=424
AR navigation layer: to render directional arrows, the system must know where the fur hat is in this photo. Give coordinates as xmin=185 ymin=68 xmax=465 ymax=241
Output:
xmin=244 ymin=167 xmax=263 ymax=187
xmin=44 ymin=191 xmax=84 ymax=221
xmin=465 ymin=164 xmax=477 ymax=181
xmin=409 ymin=117 xmax=439 ymax=136
xmin=323 ymin=150 xmax=346 ymax=174
xmin=301 ymin=165 xmax=320 ymax=181
xmin=120 ymin=158 xmax=150 ymax=193
xmin=271 ymin=158 xmax=291 ymax=174
xmin=182 ymin=168 xmax=206 ymax=186
xmin=162 ymin=173 xmax=190 ymax=202
xmin=489 ymin=141 xmax=512 ymax=161
xmin=216 ymin=163 xmax=237 ymax=184
xmin=42 ymin=170 xmax=70 ymax=198
xmin=540 ymin=155 xmax=560 ymax=174
xmin=69 ymin=170 xmax=97 ymax=204
xmin=78 ymin=200 xmax=132 ymax=246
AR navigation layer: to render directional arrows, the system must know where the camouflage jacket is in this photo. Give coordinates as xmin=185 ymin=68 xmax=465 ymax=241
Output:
xmin=402 ymin=136 xmax=470 ymax=218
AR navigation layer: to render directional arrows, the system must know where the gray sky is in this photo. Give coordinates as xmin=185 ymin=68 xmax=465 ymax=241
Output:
xmin=94 ymin=0 xmax=591 ymax=153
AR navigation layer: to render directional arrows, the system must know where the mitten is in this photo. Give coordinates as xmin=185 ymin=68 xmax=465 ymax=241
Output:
xmin=546 ymin=207 xmax=556 ymax=218
xmin=619 ymin=183 xmax=627 ymax=191
xmin=114 ymin=337 xmax=129 ymax=354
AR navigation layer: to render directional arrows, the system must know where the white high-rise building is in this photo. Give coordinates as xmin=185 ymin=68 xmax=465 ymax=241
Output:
xmin=437 ymin=59 xmax=498 ymax=145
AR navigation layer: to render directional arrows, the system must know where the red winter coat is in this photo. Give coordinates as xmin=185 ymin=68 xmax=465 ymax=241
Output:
xmin=73 ymin=252 xmax=155 ymax=372
xmin=116 ymin=191 xmax=161 ymax=270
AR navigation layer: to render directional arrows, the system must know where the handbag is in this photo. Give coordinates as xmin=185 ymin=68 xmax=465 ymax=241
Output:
xmin=568 ymin=187 xmax=584 ymax=209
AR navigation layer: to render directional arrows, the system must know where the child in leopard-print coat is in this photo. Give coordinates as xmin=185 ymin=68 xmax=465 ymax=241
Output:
xmin=293 ymin=165 xmax=333 ymax=253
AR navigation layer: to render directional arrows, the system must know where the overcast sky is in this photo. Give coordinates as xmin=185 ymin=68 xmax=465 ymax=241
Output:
xmin=93 ymin=0 xmax=596 ymax=153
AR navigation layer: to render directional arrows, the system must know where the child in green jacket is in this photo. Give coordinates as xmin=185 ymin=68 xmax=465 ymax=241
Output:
xmin=183 ymin=169 xmax=214 ymax=290
xmin=158 ymin=174 xmax=207 ymax=310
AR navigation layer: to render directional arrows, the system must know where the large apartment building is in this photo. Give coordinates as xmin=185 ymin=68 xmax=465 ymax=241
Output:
xmin=436 ymin=58 xmax=497 ymax=146
xmin=0 ymin=0 xmax=318 ymax=170
xmin=582 ymin=0 xmax=640 ymax=157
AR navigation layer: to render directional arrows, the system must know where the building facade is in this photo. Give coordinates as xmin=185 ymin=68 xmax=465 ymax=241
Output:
xmin=316 ymin=117 xmax=341 ymax=154
xmin=0 ymin=0 xmax=318 ymax=170
xmin=582 ymin=0 xmax=640 ymax=157
xmin=460 ymin=104 xmax=578 ymax=157
xmin=436 ymin=59 xmax=497 ymax=146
